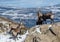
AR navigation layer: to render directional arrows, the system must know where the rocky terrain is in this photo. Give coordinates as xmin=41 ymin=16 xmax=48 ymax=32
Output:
xmin=0 ymin=16 xmax=29 ymax=42
xmin=25 ymin=23 xmax=60 ymax=42
xmin=0 ymin=16 xmax=60 ymax=42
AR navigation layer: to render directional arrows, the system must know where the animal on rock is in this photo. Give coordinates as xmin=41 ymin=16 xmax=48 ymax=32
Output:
xmin=9 ymin=22 xmax=27 ymax=40
xmin=36 ymin=11 xmax=54 ymax=25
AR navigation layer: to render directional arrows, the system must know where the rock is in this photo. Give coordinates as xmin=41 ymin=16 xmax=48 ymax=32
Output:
xmin=25 ymin=23 xmax=60 ymax=42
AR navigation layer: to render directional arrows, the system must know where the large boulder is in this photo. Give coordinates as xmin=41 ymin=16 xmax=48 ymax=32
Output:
xmin=25 ymin=23 xmax=60 ymax=42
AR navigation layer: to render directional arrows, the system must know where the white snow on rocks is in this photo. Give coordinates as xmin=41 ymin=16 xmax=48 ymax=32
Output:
xmin=0 ymin=30 xmax=29 ymax=42
xmin=31 ymin=25 xmax=41 ymax=34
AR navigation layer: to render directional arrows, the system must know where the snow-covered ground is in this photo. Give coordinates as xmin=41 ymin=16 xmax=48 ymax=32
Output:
xmin=0 ymin=30 xmax=29 ymax=42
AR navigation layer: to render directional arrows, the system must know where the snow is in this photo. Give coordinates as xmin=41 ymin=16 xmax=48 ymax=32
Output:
xmin=0 ymin=30 xmax=29 ymax=42
xmin=1 ymin=10 xmax=37 ymax=19
xmin=31 ymin=25 xmax=41 ymax=34
xmin=36 ymin=27 xmax=41 ymax=34
xmin=35 ymin=25 xmax=41 ymax=34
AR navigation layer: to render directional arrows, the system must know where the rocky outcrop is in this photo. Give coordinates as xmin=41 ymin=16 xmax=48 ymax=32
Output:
xmin=25 ymin=23 xmax=60 ymax=42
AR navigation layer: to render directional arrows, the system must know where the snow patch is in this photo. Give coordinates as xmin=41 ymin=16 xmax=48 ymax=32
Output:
xmin=31 ymin=25 xmax=41 ymax=34
xmin=0 ymin=30 xmax=29 ymax=42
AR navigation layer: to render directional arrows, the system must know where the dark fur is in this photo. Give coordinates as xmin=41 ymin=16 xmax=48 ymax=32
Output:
xmin=9 ymin=24 xmax=21 ymax=40
xmin=36 ymin=12 xmax=54 ymax=25
xmin=36 ymin=16 xmax=43 ymax=25
xmin=42 ymin=14 xmax=54 ymax=23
